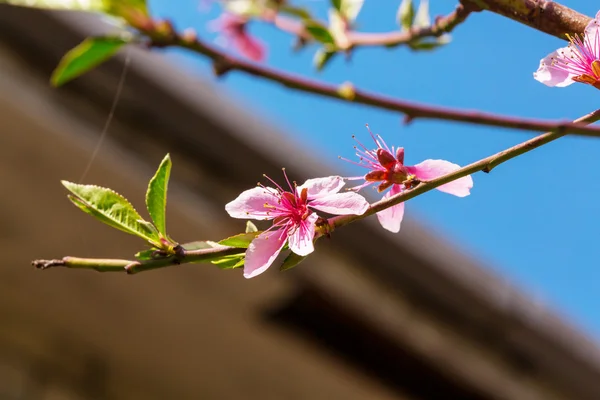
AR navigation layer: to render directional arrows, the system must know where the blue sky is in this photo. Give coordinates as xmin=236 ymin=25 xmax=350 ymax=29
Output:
xmin=148 ymin=1 xmax=600 ymax=338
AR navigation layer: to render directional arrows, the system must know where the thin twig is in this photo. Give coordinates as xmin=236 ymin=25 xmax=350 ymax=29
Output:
xmin=327 ymin=108 xmax=600 ymax=230
xmin=33 ymin=245 xmax=244 ymax=274
xmin=129 ymin=18 xmax=600 ymax=138
xmin=268 ymin=2 xmax=478 ymax=49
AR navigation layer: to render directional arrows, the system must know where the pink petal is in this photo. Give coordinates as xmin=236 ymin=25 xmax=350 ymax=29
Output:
xmin=244 ymin=231 xmax=286 ymax=279
xmin=225 ymin=186 xmax=279 ymax=219
xmin=533 ymin=47 xmax=576 ymax=87
xmin=233 ymin=34 xmax=266 ymax=62
xmin=287 ymin=213 xmax=318 ymax=256
xmin=376 ymin=184 xmax=405 ymax=233
xmin=309 ymin=192 xmax=369 ymax=215
xmin=585 ymin=11 xmax=600 ymax=40
xmin=407 ymin=159 xmax=473 ymax=197
xmin=297 ymin=176 xmax=345 ymax=199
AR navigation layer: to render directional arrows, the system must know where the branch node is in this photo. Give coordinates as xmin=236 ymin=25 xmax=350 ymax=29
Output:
xmin=212 ymin=57 xmax=234 ymax=77
xmin=403 ymin=115 xmax=415 ymax=125
xmin=124 ymin=262 xmax=141 ymax=275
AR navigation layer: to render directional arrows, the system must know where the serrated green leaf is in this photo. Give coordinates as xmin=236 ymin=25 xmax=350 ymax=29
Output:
xmin=2 ymin=0 xmax=148 ymax=18
xmin=145 ymin=154 xmax=171 ymax=237
xmin=51 ymin=36 xmax=128 ymax=87
xmin=278 ymin=5 xmax=312 ymax=19
xmin=339 ymin=0 xmax=364 ymax=23
xmin=245 ymin=221 xmax=258 ymax=233
xmin=280 ymin=252 xmax=307 ymax=271
xmin=62 ymin=181 xmax=160 ymax=245
xmin=397 ymin=0 xmax=414 ymax=31
xmin=313 ymin=47 xmax=337 ymax=71
xmin=218 ymin=232 xmax=261 ymax=248
xmin=181 ymin=241 xmax=220 ymax=250
xmin=304 ymin=21 xmax=335 ymax=44
xmin=211 ymin=254 xmax=245 ymax=270
xmin=413 ymin=0 xmax=430 ymax=28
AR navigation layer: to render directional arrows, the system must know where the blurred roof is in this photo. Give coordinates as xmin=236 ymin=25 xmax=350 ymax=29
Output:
xmin=1 ymin=4 xmax=600 ymax=400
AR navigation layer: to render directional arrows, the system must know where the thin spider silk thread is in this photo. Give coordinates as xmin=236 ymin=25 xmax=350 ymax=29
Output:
xmin=79 ymin=48 xmax=131 ymax=182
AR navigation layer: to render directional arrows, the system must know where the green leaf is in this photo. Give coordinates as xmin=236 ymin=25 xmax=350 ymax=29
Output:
xmin=397 ymin=0 xmax=414 ymax=31
xmin=409 ymin=34 xmax=451 ymax=51
xmin=218 ymin=232 xmax=261 ymax=248
xmin=330 ymin=0 xmax=342 ymax=12
xmin=51 ymin=36 xmax=128 ymax=87
xmin=339 ymin=0 xmax=364 ymax=23
xmin=145 ymin=154 xmax=171 ymax=238
xmin=313 ymin=47 xmax=337 ymax=71
xmin=62 ymin=181 xmax=160 ymax=245
xmin=280 ymin=252 xmax=307 ymax=271
xmin=245 ymin=221 xmax=258 ymax=233
xmin=135 ymin=249 xmax=158 ymax=260
xmin=413 ymin=0 xmax=431 ymax=28
xmin=2 ymin=0 xmax=148 ymax=18
xmin=211 ymin=254 xmax=245 ymax=269
xmin=278 ymin=5 xmax=312 ymax=19
xmin=304 ymin=20 xmax=335 ymax=44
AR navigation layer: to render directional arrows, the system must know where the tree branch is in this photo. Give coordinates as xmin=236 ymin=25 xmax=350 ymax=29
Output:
xmin=32 ymin=245 xmax=244 ymax=274
xmin=468 ymin=0 xmax=592 ymax=41
xmin=129 ymin=18 xmax=600 ymax=138
xmin=269 ymin=2 xmax=478 ymax=49
xmin=327 ymin=108 xmax=600 ymax=230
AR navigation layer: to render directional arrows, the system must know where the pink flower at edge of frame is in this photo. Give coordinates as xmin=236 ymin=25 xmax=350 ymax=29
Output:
xmin=225 ymin=174 xmax=369 ymax=278
xmin=534 ymin=10 xmax=600 ymax=89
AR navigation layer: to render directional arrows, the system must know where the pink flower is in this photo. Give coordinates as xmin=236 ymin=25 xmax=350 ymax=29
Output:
xmin=342 ymin=128 xmax=473 ymax=233
xmin=534 ymin=11 xmax=600 ymax=89
xmin=211 ymin=13 xmax=266 ymax=61
xmin=225 ymin=172 xmax=369 ymax=278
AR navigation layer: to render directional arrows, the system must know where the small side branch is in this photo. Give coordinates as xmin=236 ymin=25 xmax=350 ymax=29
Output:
xmin=32 ymin=245 xmax=244 ymax=274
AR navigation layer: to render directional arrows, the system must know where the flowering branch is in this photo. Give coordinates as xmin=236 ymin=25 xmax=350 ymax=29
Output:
xmin=132 ymin=18 xmax=600 ymax=138
xmin=266 ymin=2 xmax=478 ymax=49
xmin=326 ymin=108 xmax=600 ymax=230
xmin=32 ymin=244 xmax=243 ymax=274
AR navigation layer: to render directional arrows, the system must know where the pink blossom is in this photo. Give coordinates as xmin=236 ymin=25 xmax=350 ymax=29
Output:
xmin=534 ymin=11 xmax=600 ymax=89
xmin=225 ymin=172 xmax=369 ymax=278
xmin=211 ymin=13 xmax=265 ymax=62
xmin=342 ymin=128 xmax=473 ymax=233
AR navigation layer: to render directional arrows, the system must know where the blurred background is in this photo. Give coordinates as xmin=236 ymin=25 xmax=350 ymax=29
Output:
xmin=2 ymin=1 xmax=600 ymax=399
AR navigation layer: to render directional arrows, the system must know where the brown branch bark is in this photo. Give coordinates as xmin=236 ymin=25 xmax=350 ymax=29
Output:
xmin=467 ymin=0 xmax=592 ymax=40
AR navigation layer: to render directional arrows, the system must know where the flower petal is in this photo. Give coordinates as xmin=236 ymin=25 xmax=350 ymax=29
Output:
xmin=376 ymin=184 xmax=405 ymax=233
xmin=533 ymin=47 xmax=576 ymax=87
xmin=232 ymin=34 xmax=266 ymax=62
xmin=309 ymin=192 xmax=369 ymax=215
xmin=297 ymin=176 xmax=345 ymax=199
xmin=225 ymin=186 xmax=279 ymax=219
xmin=288 ymin=213 xmax=318 ymax=256
xmin=243 ymin=231 xmax=286 ymax=279
xmin=407 ymin=159 xmax=473 ymax=197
